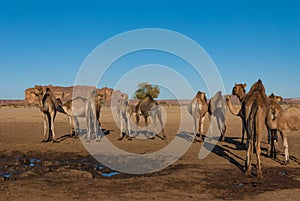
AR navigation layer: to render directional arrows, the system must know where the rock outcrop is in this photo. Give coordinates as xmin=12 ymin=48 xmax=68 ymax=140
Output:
xmin=25 ymin=85 xmax=114 ymax=106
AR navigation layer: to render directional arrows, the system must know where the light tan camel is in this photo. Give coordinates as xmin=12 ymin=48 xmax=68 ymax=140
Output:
xmin=267 ymin=105 xmax=300 ymax=164
xmin=135 ymin=94 xmax=165 ymax=140
xmin=117 ymin=94 xmax=132 ymax=140
xmin=266 ymin=96 xmax=282 ymax=157
xmin=58 ymin=91 xmax=104 ymax=141
xmin=188 ymin=91 xmax=208 ymax=142
xmin=225 ymin=83 xmax=247 ymax=144
xmin=208 ymin=91 xmax=227 ymax=141
xmin=58 ymin=97 xmax=87 ymax=137
xmin=32 ymin=86 xmax=58 ymax=142
xmin=85 ymin=90 xmax=101 ymax=142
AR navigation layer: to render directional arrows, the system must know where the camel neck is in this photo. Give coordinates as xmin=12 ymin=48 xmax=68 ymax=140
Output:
xmin=236 ymin=92 xmax=245 ymax=102
xmin=37 ymin=93 xmax=45 ymax=109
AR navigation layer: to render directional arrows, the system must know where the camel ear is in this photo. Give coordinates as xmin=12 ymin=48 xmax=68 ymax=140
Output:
xmin=243 ymin=83 xmax=247 ymax=88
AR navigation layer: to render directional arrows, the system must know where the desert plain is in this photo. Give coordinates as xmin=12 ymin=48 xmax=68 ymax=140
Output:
xmin=0 ymin=104 xmax=300 ymax=201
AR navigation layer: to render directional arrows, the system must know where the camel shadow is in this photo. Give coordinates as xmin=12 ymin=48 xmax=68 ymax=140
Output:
xmin=269 ymin=153 xmax=300 ymax=165
xmin=130 ymin=130 xmax=165 ymax=140
xmin=56 ymin=134 xmax=74 ymax=143
xmin=222 ymin=137 xmax=246 ymax=151
xmin=176 ymin=131 xmax=203 ymax=143
xmin=56 ymin=128 xmax=111 ymax=143
xmin=204 ymin=141 xmax=245 ymax=172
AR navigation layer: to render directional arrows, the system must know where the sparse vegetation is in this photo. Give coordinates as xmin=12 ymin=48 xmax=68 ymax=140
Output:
xmin=133 ymin=82 xmax=160 ymax=99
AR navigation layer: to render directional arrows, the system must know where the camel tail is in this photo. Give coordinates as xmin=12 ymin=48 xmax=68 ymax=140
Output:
xmin=247 ymin=101 xmax=258 ymax=140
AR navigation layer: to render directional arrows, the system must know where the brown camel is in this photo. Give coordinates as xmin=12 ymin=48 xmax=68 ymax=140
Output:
xmin=225 ymin=80 xmax=269 ymax=179
xmin=188 ymin=91 xmax=208 ymax=142
xmin=267 ymin=105 xmax=300 ymax=164
xmin=269 ymin=93 xmax=283 ymax=103
xmin=240 ymin=79 xmax=269 ymax=179
xmin=135 ymin=94 xmax=165 ymax=140
xmin=225 ymin=83 xmax=282 ymax=152
xmin=32 ymin=86 xmax=58 ymax=142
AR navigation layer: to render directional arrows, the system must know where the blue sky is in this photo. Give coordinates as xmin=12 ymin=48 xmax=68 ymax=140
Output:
xmin=0 ymin=0 xmax=299 ymax=99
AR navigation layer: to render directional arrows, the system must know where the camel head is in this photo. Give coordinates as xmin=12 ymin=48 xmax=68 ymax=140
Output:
xmin=97 ymin=92 xmax=106 ymax=106
xmin=232 ymin=83 xmax=246 ymax=97
xmin=31 ymin=86 xmax=44 ymax=97
xmin=196 ymin=91 xmax=207 ymax=103
xmin=269 ymin=93 xmax=283 ymax=103
xmin=121 ymin=93 xmax=129 ymax=100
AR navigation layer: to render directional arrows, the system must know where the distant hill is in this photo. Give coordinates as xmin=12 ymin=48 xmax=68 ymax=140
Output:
xmin=1 ymin=87 xmax=300 ymax=107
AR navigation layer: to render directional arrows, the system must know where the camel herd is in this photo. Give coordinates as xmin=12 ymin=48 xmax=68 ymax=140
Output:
xmin=31 ymin=80 xmax=300 ymax=179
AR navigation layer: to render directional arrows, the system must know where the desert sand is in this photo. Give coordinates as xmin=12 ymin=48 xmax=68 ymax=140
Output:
xmin=0 ymin=105 xmax=299 ymax=201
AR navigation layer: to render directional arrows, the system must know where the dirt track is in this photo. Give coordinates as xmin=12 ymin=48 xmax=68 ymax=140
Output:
xmin=0 ymin=106 xmax=300 ymax=200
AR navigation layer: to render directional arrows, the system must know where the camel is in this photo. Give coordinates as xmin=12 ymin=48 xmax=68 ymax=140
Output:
xmin=239 ymin=79 xmax=269 ymax=179
xmin=58 ymin=90 xmax=105 ymax=141
xmin=225 ymin=84 xmax=282 ymax=145
xmin=85 ymin=90 xmax=101 ymax=142
xmin=266 ymin=95 xmax=282 ymax=156
xmin=58 ymin=97 xmax=87 ymax=137
xmin=208 ymin=91 xmax=227 ymax=141
xmin=135 ymin=94 xmax=165 ymax=140
xmin=117 ymin=93 xmax=132 ymax=140
xmin=225 ymin=80 xmax=269 ymax=178
xmin=188 ymin=91 xmax=208 ymax=142
xmin=31 ymin=86 xmax=58 ymax=142
xmin=267 ymin=105 xmax=300 ymax=164
xmin=269 ymin=93 xmax=283 ymax=103
xmin=225 ymin=83 xmax=247 ymax=144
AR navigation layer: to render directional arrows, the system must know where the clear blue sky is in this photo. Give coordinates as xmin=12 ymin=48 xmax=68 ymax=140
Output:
xmin=0 ymin=0 xmax=299 ymax=99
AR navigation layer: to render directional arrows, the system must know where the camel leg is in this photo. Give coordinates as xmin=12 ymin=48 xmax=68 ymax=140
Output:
xmin=198 ymin=114 xmax=204 ymax=141
xmin=68 ymin=116 xmax=73 ymax=137
xmin=157 ymin=107 xmax=166 ymax=140
xmin=86 ymin=115 xmax=91 ymax=142
xmin=50 ymin=111 xmax=57 ymax=142
xmin=245 ymin=137 xmax=252 ymax=177
xmin=126 ymin=113 xmax=132 ymax=139
xmin=241 ymin=119 xmax=246 ymax=144
xmin=148 ymin=111 xmax=155 ymax=139
xmin=192 ymin=114 xmax=197 ymax=142
xmin=281 ymin=131 xmax=289 ymax=164
xmin=118 ymin=113 xmax=124 ymax=140
xmin=73 ymin=117 xmax=79 ymax=137
xmin=42 ymin=113 xmax=48 ymax=142
xmin=46 ymin=112 xmax=52 ymax=142
xmin=220 ymin=124 xmax=227 ymax=141
xmin=135 ymin=113 xmax=140 ymax=134
xmin=145 ymin=116 xmax=154 ymax=139
xmin=267 ymin=127 xmax=271 ymax=156
xmin=94 ymin=116 xmax=101 ymax=142
xmin=255 ymin=132 xmax=263 ymax=179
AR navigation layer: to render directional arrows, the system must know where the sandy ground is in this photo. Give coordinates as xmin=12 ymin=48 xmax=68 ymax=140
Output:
xmin=0 ymin=105 xmax=300 ymax=201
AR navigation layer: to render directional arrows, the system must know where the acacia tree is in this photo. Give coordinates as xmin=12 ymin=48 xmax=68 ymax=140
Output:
xmin=133 ymin=82 xmax=160 ymax=99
